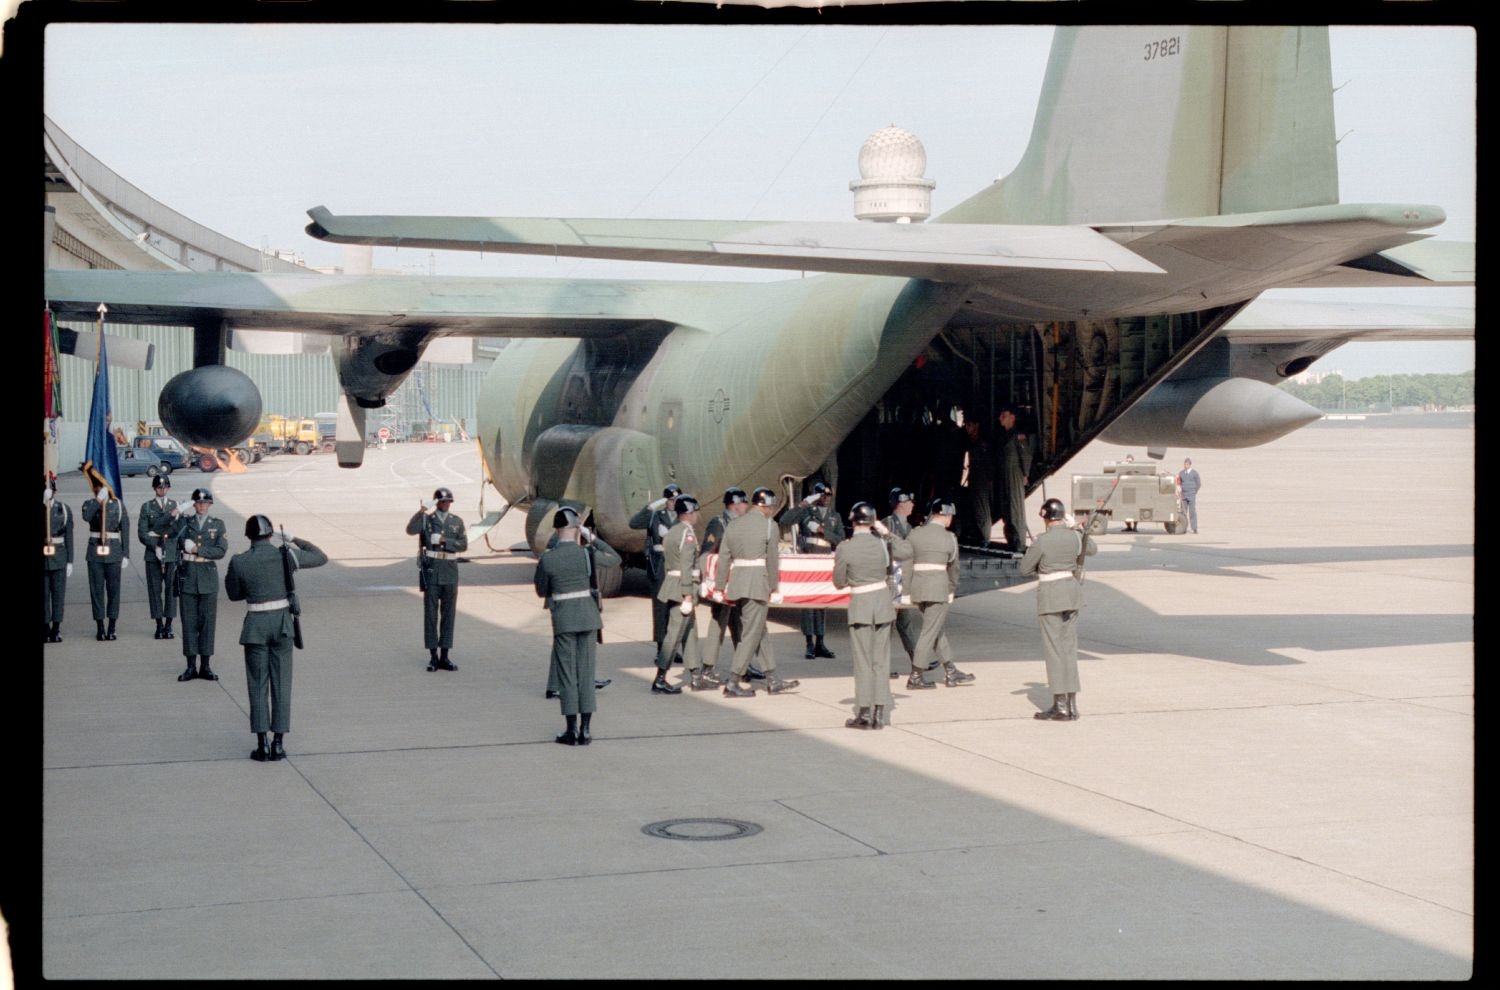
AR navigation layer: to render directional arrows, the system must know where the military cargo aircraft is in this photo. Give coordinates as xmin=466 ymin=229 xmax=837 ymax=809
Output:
xmin=45 ymin=26 xmax=1473 ymax=591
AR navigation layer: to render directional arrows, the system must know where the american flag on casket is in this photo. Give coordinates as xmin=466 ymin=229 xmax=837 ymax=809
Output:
xmin=699 ymin=552 xmax=910 ymax=609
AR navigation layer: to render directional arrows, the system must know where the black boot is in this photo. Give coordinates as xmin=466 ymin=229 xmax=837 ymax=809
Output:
xmin=871 ymin=704 xmax=885 ymax=730
xmin=1065 ymin=693 xmax=1079 ymax=720
xmin=812 ymin=638 xmax=836 ymax=659
xmin=437 ymin=648 xmax=457 ymax=672
xmin=427 ymin=649 xmax=440 ymax=672
xmin=154 ymin=618 xmax=164 ymax=640
xmin=905 ymin=671 xmax=935 ymax=690
xmin=270 ymin=733 xmax=286 ymax=761
xmin=942 ymin=662 xmax=975 ymax=686
xmin=765 ymin=674 xmax=800 ymax=694
xmin=162 ymin=618 xmax=174 ymax=640
xmin=198 ymin=656 xmax=219 ymax=681
xmin=845 ymin=707 xmax=872 ymax=730
xmin=545 ymin=688 xmax=560 ymax=699
xmin=250 ymin=733 xmax=270 ymax=761
xmin=689 ymin=669 xmax=718 ymax=691
xmin=651 ymin=669 xmax=682 ymax=695
xmin=177 ymin=656 xmax=197 ymax=682
xmin=555 ymin=714 xmax=578 ymax=745
xmin=105 ymin=619 xmax=117 ymax=641
xmin=96 ymin=620 xmax=106 ymax=642
xmin=805 ymin=637 xmax=816 ymax=659
xmin=1034 ymin=695 xmax=1068 ymax=721
xmin=50 ymin=622 xmax=62 ymax=643
xmin=594 ymin=678 xmax=612 ymax=690
xmin=723 ymin=677 xmax=756 ymax=698
xmin=578 ymin=713 xmax=593 ymax=746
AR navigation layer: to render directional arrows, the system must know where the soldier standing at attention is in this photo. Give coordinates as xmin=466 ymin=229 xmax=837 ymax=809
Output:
xmin=832 ymin=502 xmax=912 ymax=729
xmin=653 ymin=494 xmax=716 ymax=693
xmin=715 ymin=486 xmax=799 ymax=698
xmin=43 ymin=474 xmax=74 ymax=644
xmin=1019 ymin=497 xmax=1097 ymax=721
xmin=172 ymin=489 xmax=228 ymax=682
xmin=406 ymin=487 xmax=468 ymax=672
xmin=138 ymin=473 xmax=180 ymax=641
xmin=997 ymin=405 xmax=1035 ymax=550
xmin=782 ymin=481 xmax=843 ymax=659
xmin=700 ymin=487 xmax=749 ymax=679
xmin=225 ymin=515 xmax=328 ymax=761
xmin=881 ymin=487 xmax=920 ymax=680
xmin=629 ymin=484 xmax=681 ymax=658
xmin=1176 ymin=457 xmax=1202 ymax=534
xmin=81 ymin=478 xmax=129 ymax=641
xmin=907 ymin=498 xmax=975 ymax=688
xmin=535 ymin=508 xmax=621 ymax=745
xmin=541 ymin=520 xmax=613 ymax=699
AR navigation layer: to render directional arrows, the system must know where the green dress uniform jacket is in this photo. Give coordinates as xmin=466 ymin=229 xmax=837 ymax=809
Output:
xmin=81 ymin=498 xmax=128 ymax=621
xmin=43 ymin=500 xmax=74 ymax=624
xmin=700 ymin=511 xmax=740 ymax=666
xmin=139 ymin=495 xmax=182 ymax=620
xmin=905 ymin=519 xmax=961 ymax=672
xmin=655 ymin=520 xmax=704 ymax=671
xmin=225 ymin=538 xmax=329 ymax=733
xmin=535 ymin=537 xmax=621 ymax=716
xmin=881 ymin=512 xmax=921 ymax=664
xmin=715 ymin=510 xmax=781 ymax=676
xmin=406 ymin=509 xmax=468 ymax=650
xmin=172 ymin=513 xmax=229 ymax=658
xmin=1018 ymin=524 xmax=1097 ymax=695
xmin=629 ymin=500 xmax=676 ymax=647
xmin=832 ymin=530 xmax=911 ymax=721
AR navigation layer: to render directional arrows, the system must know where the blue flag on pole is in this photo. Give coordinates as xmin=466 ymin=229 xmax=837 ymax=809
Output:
xmin=81 ymin=331 xmax=122 ymax=498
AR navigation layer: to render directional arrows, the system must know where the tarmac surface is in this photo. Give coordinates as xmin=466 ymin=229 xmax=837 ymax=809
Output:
xmin=39 ymin=420 xmax=1473 ymax=979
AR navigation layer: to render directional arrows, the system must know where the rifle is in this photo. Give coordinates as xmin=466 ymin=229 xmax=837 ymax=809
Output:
xmin=279 ymin=528 xmax=304 ymax=650
xmin=417 ymin=512 xmax=434 ymax=593
xmin=585 ymin=534 xmax=604 ymax=645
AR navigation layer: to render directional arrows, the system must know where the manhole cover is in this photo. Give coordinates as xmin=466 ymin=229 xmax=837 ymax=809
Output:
xmin=641 ymin=818 xmax=763 ymax=841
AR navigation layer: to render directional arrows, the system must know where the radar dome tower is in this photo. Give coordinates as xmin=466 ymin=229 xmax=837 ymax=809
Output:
xmin=850 ymin=125 xmax=934 ymax=223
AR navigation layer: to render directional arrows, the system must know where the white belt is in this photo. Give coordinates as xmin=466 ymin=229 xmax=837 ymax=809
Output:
xmin=424 ymin=550 xmax=458 ymax=560
xmin=552 ymin=589 xmax=593 ymax=602
xmin=1039 ymin=571 xmax=1077 ymax=583
xmin=804 ymin=537 xmax=831 ymax=548
xmin=48 ymin=536 xmax=66 ymax=544
xmin=96 ymin=532 xmax=121 ymax=541
xmin=247 ymin=598 xmax=290 ymax=611
xmin=665 ymin=568 xmax=701 ymax=578
xmin=734 ymin=558 xmax=765 ymax=567
xmin=913 ymin=562 xmax=948 ymax=572
xmin=651 ymin=544 xmax=664 ymax=553
xmin=849 ymin=581 xmax=889 ymax=595
xmin=181 ymin=553 xmax=214 ymax=563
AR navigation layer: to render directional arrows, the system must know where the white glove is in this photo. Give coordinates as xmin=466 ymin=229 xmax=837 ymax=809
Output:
xmin=183 ymin=538 xmax=197 ymax=554
xmin=656 ymin=523 xmax=670 ymax=537
xmin=169 ymin=506 xmax=180 ymax=519
xmin=802 ymin=494 xmax=818 ymax=505
xmin=947 ymin=592 xmax=955 ymax=604
xmin=1064 ymin=513 xmax=1077 ymax=528
xmin=421 ymin=499 xmax=437 ymax=513
xmin=279 ymin=529 xmax=296 ymax=546
xmin=649 ymin=497 xmax=668 ymax=510
xmin=97 ymin=487 xmax=111 ymax=502
xmin=578 ymin=526 xmax=594 ymax=544
xmin=769 ymin=591 xmax=784 ymax=604
xmin=429 ymin=532 xmax=442 ymax=545
xmin=121 ymin=558 xmax=130 ymax=570
xmin=679 ymin=598 xmax=693 ymax=615
xmin=806 ymin=520 xmax=822 ymax=534
xmin=66 ymin=563 xmax=73 ymax=578
xmin=155 ymin=547 xmax=164 ymax=561
xmin=872 ymin=521 xmax=889 ymax=537
xmin=43 ymin=488 xmax=51 ymax=504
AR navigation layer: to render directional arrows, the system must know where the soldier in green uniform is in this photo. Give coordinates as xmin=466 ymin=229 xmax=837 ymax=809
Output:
xmin=906 ymin=498 xmax=975 ymax=688
xmin=138 ymin=473 xmax=181 ymax=641
xmin=81 ymin=478 xmax=129 ymax=641
xmin=542 ymin=521 xmax=613 ymax=699
xmin=832 ymin=502 xmax=912 ymax=729
xmin=43 ymin=475 xmax=74 ymax=644
xmin=535 ymin=508 xmax=621 ymax=745
xmin=629 ymin=484 xmax=680 ymax=658
xmin=1019 ymin=497 xmax=1097 ymax=721
xmin=171 ymin=489 xmax=229 ymax=682
xmin=653 ymin=494 xmax=716 ymax=693
xmin=225 ymin=515 xmax=329 ymax=760
xmin=406 ymin=486 xmax=468 ymax=672
xmin=783 ymin=481 xmax=842 ymax=659
xmin=699 ymin=487 xmax=749 ymax=681
xmin=882 ymin=487 xmax=921 ymax=680
xmin=997 ymin=405 xmax=1034 ymax=550
xmin=715 ymin=486 xmax=799 ymax=698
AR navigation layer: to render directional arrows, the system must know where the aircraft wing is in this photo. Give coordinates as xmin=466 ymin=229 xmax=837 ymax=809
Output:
xmin=1220 ymin=295 xmax=1474 ymax=343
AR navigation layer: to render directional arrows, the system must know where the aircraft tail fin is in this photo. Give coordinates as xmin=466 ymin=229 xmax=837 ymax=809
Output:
xmin=939 ymin=26 xmax=1339 ymax=225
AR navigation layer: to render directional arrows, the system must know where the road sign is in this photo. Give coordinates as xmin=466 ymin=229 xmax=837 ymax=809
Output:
xmin=377 ymin=427 xmax=391 ymax=440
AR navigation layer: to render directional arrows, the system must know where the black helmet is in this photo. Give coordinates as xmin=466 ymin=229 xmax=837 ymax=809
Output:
xmin=1040 ymin=497 xmax=1068 ymax=521
xmin=888 ymin=486 xmax=913 ymax=507
xmin=433 ymin=487 xmax=454 ymax=502
xmin=152 ymin=474 xmax=171 ymax=490
xmin=751 ymin=486 xmax=777 ymax=507
xmin=552 ymin=506 xmax=581 ymax=530
xmin=928 ymin=497 xmax=957 ymax=517
xmin=674 ymin=494 xmax=700 ymax=515
xmin=809 ymin=481 xmax=831 ymax=498
xmin=191 ymin=488 xmax=214 ymax=504
xmin=723 ymin=487 xmax=748 ymax=507
xmin=849 ymin=501 xmax=879 ymax=526
xmin=662 ymin=484 xmax=682 ymax=500
xmin=245 ymin=514 xmax=274 ymax=539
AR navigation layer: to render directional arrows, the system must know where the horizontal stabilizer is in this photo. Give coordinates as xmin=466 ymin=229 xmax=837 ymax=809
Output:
xmin=55 ymin=328 xmax=155 ymax=371
xmin=1223 ymin=296 xmax=1473 ymax=343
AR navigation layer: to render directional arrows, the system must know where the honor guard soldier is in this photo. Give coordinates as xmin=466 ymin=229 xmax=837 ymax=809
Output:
xmin=407 ymin=487 xmax=468 ymax=672
xmin=172 ymin=489 xmax=229 ymax=682
xmin=833 ymin=502 xmax=912 ymax=729
xmin=699 ymin=487 xmax=748 ymax=680
xmin=882 ymin=488 xmax=920 ymax=679
xmin=1019 ymin=498 xmax=1097 ymax=721
xmin=541 ymin=520 xmax=614 ymax=699
xmin=630 ymin=484 xmax=681 ymax=656
xmin=906 ymin=498 xmax=975 ymax=688
xmin=535 ymin=508 xmax=621 ymax=745
xmin=783 ymin=481 xmax=843 ymax=659
xmin=138 ymin=474 xmax=181 ymax=641
xmin=81 ymin=477 xmax=129 ymax=641
xmin=225 ymin=515 xmax=328 ymax=761
xmin=714 ymin=486 xmax=798 ymax=697
xmin=653 ymin=494 xmax=715 ymax=693
xmin=43 ymin=475 xmax=74 ymax=644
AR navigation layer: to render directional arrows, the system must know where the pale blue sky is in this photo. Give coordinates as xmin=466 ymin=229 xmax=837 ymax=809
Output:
xmin=41 ymin=22 xmax=1474 ymax=379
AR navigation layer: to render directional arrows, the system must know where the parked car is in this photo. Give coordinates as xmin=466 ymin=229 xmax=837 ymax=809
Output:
xmin=130 ymin=435 xmax=190 ymax=471
xmin=116 ymin=445 xmax=171 ymax=478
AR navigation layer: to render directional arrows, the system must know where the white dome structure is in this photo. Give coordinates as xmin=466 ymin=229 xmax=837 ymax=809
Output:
xmin=850 ymin=125 xmax=935 ymax=223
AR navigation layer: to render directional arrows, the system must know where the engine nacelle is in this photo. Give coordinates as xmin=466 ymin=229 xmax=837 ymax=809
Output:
xmin=1100 ymin=377 xmax=1321 ymax=449
xmin=158 ymin=365 xmax=263 ymax=449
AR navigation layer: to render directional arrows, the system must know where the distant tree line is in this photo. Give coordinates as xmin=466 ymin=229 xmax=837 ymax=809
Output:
xmin=1279 ymin=370 xmax=1474 ymax=412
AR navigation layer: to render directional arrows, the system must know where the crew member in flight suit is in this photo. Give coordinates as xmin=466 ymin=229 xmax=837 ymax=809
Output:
xmin=138 ymin=473 xmax=181 ymax=641
xmin=43 ymin=475 xmax=74 ymax=644
xmin=832 ymin=502 xmax=912 ymax=729
xmin=907 ymin=497 xmax=975 ymax=688
xmin=997 ymin=405 xmax=1034 ymax=550
xmin=630 ymin=484 xmax=680 ymax=657
xmin=881 ymin=487 xmax=921 ymax=680
xmin=535 ymin=508 xmax=621 ymax=745
xmin=715 ymin=486 xmax=799 ymax=698
xmin=171 ymin=488 xmax=228 ymax=682
xmin=81 ymin=478 xmax=129 ymax=641
xmin=653 ymin=493 xmax=716 ymax=693
xmin=782 ymin=481 xmax=842 ymax=659
xmin=407 ymin=487 xmax=468 ymax=672
xmin=1019 ymin=497 xmax=1097 ymax=721
xmin=225 ymin=514 xmax=328 ymax=760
